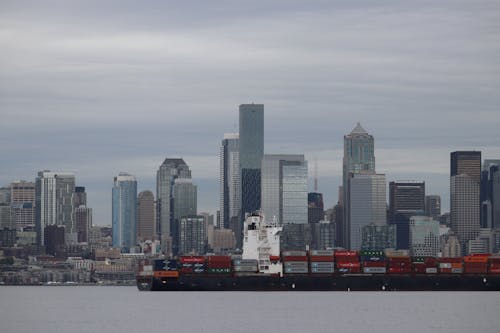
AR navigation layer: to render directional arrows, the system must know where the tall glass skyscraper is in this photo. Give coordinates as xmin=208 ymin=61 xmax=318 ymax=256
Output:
xmin=35 ymin=171 xmax=75 ymax=246
xmin=112 ymin=172 xmax=137 ymax=252
xmin=261 ymin=154 xmax=308 ymax=225
xmin=342 ymin=123 xmax=375 ymax=249
xmin=219 ymin=133 xmax=240 ymax=230
xmin=239 ymin=104 xmax=264 ymax=245
xmin=156 ymin=158 xmax=192 ymax=255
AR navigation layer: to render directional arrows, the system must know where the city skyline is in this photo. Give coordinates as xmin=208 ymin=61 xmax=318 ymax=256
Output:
xmin=1 ymin=1 xmax=500 ymax=224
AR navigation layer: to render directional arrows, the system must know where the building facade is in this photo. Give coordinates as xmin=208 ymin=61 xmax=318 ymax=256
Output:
xmin=137 ymin=190 xmax=155 ymax=242
xmin=450 ymin=151 xmax=481 ymax=254
xmin=343 ymin=123 xmax=375 ymax=249
xmin=308 ymin=192 xmax=324 ymax=224
xmin=112 ymin=172 xmax=137 ymax=252
xmin=425 ymin=195 xmax=441 ymax=220
xmin=349 ymin=173 xmax=386 ymax=250
xmin=239 ymin=103 xmax=264 ymax=246
xmin=409 ymin=216 xmax=440 ymax=257
xmin=361 ymin=224 xmax=397 ymax=251
xmin=219 ymin=133 xmax=240 ymax=231
xmin=389 ymin=181 xmax=425 ymax=250
xmin=179 ymin=215 xmax=206 ymax=255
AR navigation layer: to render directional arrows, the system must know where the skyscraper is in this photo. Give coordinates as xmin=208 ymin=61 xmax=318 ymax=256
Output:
xmin=10 ymin=181 xmax=35 ymax=230
xmin=343 ymin=123 xmax=375 ymax=249
xmin=450 ymin=151 xmax=481 ymax=254
xmin=308 ymin=192 xmax=324 ymax=224
xmin=156 ymin=158 xmax=192 ymax=255
xmin=179 ymin=215 xmax=207 ymax=255
xmin=409 ymin=216 xmax=440 ymax=257
xmin=219 ymin=133 xmax=240 ymax=230
xmin=349 ymin=172 xmax=386 ymax=250
xmin=74 ymin=205 xmax=92 ymax=243
xmin=172 ymin=178 xmax=197 ymax=255
xmin=137 ymin=190 xmax=155 ymax=242
xmin=425 ymin=195 xmax=441 ymax=220
xmin=389 ymin=181 xmax=426 ymax=250
xmin=261 ymin=154 xmax=308 ymax=225
xmin=112 ymin=172 xmax=137 ymax=252
xmin=239 ymin=104 xmax=264 ymax=245
xmin=481 ymin=160 xmax=500 ymax=229
xmin=35 ymin=171 xmax=75 ymax=246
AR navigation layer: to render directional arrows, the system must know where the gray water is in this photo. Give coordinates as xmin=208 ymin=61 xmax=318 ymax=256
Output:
xmin=0 ymin=286 xmax=498 ymax=333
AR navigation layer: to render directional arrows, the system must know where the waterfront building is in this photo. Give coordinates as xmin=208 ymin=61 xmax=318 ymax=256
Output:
xmin=137 ymin=190 xmax=155 ymax=242
xmin=361 ymin=224 xmax=397 ymax=251
xmin=156 ymin=158 xmax=193 ymax=255
xmin=349 ymin=172 xmax=386 ymax=250
xmin=35 ymin=171 xmax=75 ymax=246
xmin=179 ymin=215 xmax=206 ymax=255
xmin=219 ymin=133 xmax=240 ymax=231
xmin=343 ymin=123 xmax=375 ymax=249
xmin=409 ymin=216 xmax=440 ymax=257
xmin=389 ymin=181 xmax=426 ymax=250
xmin=261 ymin=154 xmax=308 ymax=225
xmin=308 ymin=192 xmax=324 ymax=224
xmin=239 ymin=103 xmax=264 ymax=246
xmin=450 ymin=151 xmax=481 ymax=254
xmin=425 ymin=195 xmax=441 ymax=220
xmin=112 ymin=172 xmax=137 ymax=253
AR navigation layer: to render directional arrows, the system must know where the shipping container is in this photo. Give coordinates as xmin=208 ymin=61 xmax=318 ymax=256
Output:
xmin=363 ymin=261 xmax=386 ymax=268
xmin=363 ymin=267 xmax=386 ymax=274
xmin=233 ymin=259 xmax=258 ymax=266
xmin=310 ymin=250 xmax=335 ymax=256
xmin=233 ymin=265 xmax=259 ymax=272
xmin=360 ymin=250 xmax=384 ymax=257
xmin=180 ymin=256 xmax=205 ymax=264
xmin=282 ymin=256 xmax=308 ymax=262
xmin=153 ymin=271 xmax=179 ymax=278
xmin=336 ymin=262 xmax=361 ymax=273
xmin=311 ymin=267 xmax=335 ymax=273
xmin=425 ymin=268 xmax=438 ymax=274
xmin=284 ymin=267 xmax=309 ymax=274
xmin=282 ymin=251 xmax=307 ymax=257
xmin=206 ymin=267 xmax=231 ymax=274
xmin=360 ymin=256 xmax=385 ymax=262
xmin=153 ymin=259 xmax=179 ymax=271
xmin=464 ymin=255 xmax=489 ymax=263
xmin=384 ymin=249 xmax=409 ymax=257
xmin=309 ymin=256 xmax=334 ymax=262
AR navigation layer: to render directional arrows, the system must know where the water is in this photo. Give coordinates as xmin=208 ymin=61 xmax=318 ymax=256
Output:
xmin=1 ymin=286 xmax=498 ymax=333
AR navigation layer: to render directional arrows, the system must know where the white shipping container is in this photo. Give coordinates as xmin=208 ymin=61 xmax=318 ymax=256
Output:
xmin=425 ymin=268 xmax=438 ymax=274
xmin=439 ymin=263 xmax=452 ymax=269
xmin=363 ymin=267 xmax=387 ymax=274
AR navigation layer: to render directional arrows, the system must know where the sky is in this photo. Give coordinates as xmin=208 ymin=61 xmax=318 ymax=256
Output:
xmin=1 ymin=0 xmax=500 ymax=225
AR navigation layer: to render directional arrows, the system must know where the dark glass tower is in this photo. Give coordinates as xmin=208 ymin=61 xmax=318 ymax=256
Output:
xmin=238 ymin=104 xmax=264 ymax=246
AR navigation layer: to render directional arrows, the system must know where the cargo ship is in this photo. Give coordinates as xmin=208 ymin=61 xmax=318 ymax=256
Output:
xmin=137 ymin=212 xmax=500 ymax=291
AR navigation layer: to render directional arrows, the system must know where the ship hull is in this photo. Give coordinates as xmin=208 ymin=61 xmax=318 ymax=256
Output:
xmin=137 ymin=274 xmax=500 ymax=291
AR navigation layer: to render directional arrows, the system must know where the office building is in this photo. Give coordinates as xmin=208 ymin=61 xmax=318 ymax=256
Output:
xmin=389 ymin=181 xmax=426 ymax=249
xmin=450 ymin=151 xmax=481 ymax=254
xmin=35 ymin=171 xmax=75 ymax=246
xmin=74 ymin=206 xmax=92 ymax=243
xmin=409 ymin=216 xmax=440 ymax=257
xmin=179 ymin=215 xmax=206 ymax=255
xmin=172 ymin=178 xmax=197 ymax=255
xmin=10 ymin=181 xmax=35 ymax=229
xmin=156 ymin=158 xmax=192 ymax=255
xmin=308 ymin=192 xmax=324 ymax=224
xmin=481 ymin=160 xmax=500 ymax=229
xmin=137 ymin=190 xmax=155 ymax=242
xmin=361 ymin=224 xmax=397 ymax=251
xmin=311 ymin=220 xmax=335 ymax=250
xmin=425 ymin=195 xmax=441 ymax=220
xmin=349 ymin=172 xmax=386 ymax=250
xmin=44 ymin=224 xmax=65 ymax=256
xmin=343 ymin=123 xmax=375 ymax=249
xmin=112 ymin=172 xmax=137 ymax=252
xmin=219 ymin=133 xmax=240 ymax=230
xmin=239 ymin=103 xmax=264 ymax=245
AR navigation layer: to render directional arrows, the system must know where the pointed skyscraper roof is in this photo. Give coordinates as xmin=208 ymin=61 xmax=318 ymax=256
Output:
xmin=350 ymin=122 xmax=368 ymax=135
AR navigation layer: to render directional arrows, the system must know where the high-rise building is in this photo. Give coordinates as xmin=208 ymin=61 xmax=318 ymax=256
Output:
xmin=311 ymin=221 xmax=335 ymax=250
xmin=112 ymin=172 xmax=137 ymax=252
xmin=450 ymin=151 xmax=481 ymax=254
xmin=389 ymin=181 xmax=425 ymax=250
xmin=172 ymin=178 xmax=197 ymax=255
xmin=349 ymin=173 xmax=386 ymax=250
xmin=35 ymin=171 xmax=75 ymax=246
xmin=219 ymin=133 xmax=240 ymax=230
xmin=73 ymin=186 xmax=87 ymax=207
xmin=425 ymin=195 xmax=441 ymax=220
xmin=361 ymin=224 xmax=397 ymax=251
xmin=409 ymin=216 xmax=440 ymax=257
xmin=261 ymin=154 xmax=308 ymax=225
xmin=179 ymin=215 xmax=206 ymax=255
xmin=44 ymin=224 xmax=65 ymax=256
xmin=137 ymin=190 xmax=155 ymax=242
xmin=74 ymin=205 xmax=92 ymax=243
xmin=481 ymin=160 xmax=500 ymax=229
xmin=308 ymin=192 xmax=324 ymax=224
xmin=156 ymin=158 xmax=192 ymax=255
xmin=343 ymin=123 xmax=375 ymax=249
xmin=10 ymin=180 xmax=36 ymax=230
xmin=239 ymin=103 xmax=264 ymax=245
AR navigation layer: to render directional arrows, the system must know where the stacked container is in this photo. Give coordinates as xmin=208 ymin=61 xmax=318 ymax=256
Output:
xmin=488 ymin=256 xmax=500 ymax=274
xmin=233 ymin=259 xmax=259 ymax=273
xmin=412 ymin=257 xmax=438 ymax=274
xmin=180 ymin=256 xmax=206 ymax=274
xmin=464 ymin=254 xmax=489 ymax=274
xmin=387 ymin=256 xmax=411 ymax=274
xmin=152 ymin=259 xmax=180 ymax=278
xmin=438 ymin=257 xmax=463 ymax=273
xmin=335 ymin=250 xmax=360 ymax=273
xmin=360 ymin=250 xmax=386 ymax=274
xmin=309 ymin=250 xmax=335 ymax=274
xmin=206 ymin=255 xmax=232 ymax=274
xmin=282 ymin=251 xmax=308 ymax=274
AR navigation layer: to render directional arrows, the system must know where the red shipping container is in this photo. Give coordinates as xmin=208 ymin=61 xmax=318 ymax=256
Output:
xmin=309 ymin=256 xmax=334 ymax=262
xmin=337 ymin=262 xmax=360 ymax=273
xmin=180 ymin=256 xmax=205 ymax=264
xmin=363 ymin=261 xmax=386 ymax=267
xmin=335 ymin=250 xmax=359 ymax=257
xmin=438 ymin=257 xmax=462 ymax=263
xmin=282 ymin=256 xmax=308 ymax=261
xmin=464 ymin=262 xmax=487 ymax=274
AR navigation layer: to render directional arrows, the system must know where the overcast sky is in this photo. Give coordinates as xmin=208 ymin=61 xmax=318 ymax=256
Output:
xmin=1 ymin=0 xmax=499 ymax=225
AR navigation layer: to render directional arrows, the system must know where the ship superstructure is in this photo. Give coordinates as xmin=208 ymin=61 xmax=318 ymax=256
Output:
xmin=241 ymin=211 xmax=282 ymax=275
